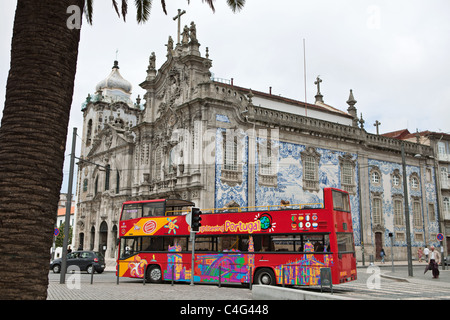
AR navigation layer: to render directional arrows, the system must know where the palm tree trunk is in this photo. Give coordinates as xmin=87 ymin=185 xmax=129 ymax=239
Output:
xmin=0 ymin=0 xmax=84 ymax=299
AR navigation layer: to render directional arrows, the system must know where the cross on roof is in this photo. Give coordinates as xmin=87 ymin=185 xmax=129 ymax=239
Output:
xmin=173 ymin=9 xmax=186 ymax=45
xmin=374 ymin=120 xmax=381 ymax=135
xmin=314 ymin=76 xmax=322 ymax=95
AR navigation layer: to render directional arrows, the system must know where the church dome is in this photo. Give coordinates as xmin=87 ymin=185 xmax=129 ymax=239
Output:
xmin=95 ymin=60 xmax=132 ymax=94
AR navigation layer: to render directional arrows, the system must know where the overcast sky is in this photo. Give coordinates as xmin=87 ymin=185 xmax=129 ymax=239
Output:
xmin=1 ymin=0 xmax=450 ymax=192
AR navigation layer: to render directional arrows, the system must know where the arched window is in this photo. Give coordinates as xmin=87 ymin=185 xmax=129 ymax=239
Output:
xmin=86 ymin=119 xmax=93 ymax=146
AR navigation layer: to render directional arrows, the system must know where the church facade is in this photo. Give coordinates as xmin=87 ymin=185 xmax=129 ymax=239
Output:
xmin=74 ymin=23 xmax=442 ymax=265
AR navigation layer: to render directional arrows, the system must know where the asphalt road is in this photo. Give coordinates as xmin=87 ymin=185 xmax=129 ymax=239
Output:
xmin=47 ymin=264 xmax=450 ymax=300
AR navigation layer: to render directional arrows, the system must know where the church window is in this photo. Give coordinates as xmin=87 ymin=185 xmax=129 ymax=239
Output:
xmin=393 ymin=174 xmax=400 ymax=187
xmin=393 ymin=196 xmax=404 ymax=226
xmin=258 ymin=135 xmax=276 ymax=175
xmin=371 ymin=171 xmax=380 ymax=184
xmin=83 ymin=179 xmax=88 ymax=192
xmin=257 ymin=135 xmax=278 ymax=188
xmin=339 ymin=153 xmax=356 ymax=194
xmin=223 ymin=131 xmax=238 ymax=171
xmin=410 ymin=173 xmax=420 ymax=190
xmin=391 ymin=169 xmax=402 ymax=190
xmin=304 ymin=156 xmax=316 ymax=180
xmin=116 ymin=170 xmax=120 ymax=194
xmin=86 ymin=119 xmax=93 ymax=146
xmin=259 ymin=139 xmax=273 ymax=175
xmin=372 ymin=196 xmax=383 ymax=225
xmin=220 ymin=129 xmax=243 ymax=186
xmin=342 ymin=162 xmax=353 ymax=185
xmin=412 ymin=198 xmax=422 ymax=227
xmin=301 ymin=147 xmax=320 ymax=192
xmin=104 ymin=164 xmax=110 ymax=191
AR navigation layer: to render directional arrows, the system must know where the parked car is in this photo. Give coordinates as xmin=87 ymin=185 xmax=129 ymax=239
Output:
xmin=50 ymin=251 xmax=105 ymax=274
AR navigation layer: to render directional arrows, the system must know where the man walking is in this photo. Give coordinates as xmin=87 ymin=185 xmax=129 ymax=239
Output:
xmin=424 ymin=246 xmax=430 ymax=262
xmin=428 ymin=246 xmax=441 ymax=279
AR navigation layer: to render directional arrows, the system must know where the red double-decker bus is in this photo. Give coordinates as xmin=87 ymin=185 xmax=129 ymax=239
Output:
xmin=116 ymin=188 xmax=356 ymax=286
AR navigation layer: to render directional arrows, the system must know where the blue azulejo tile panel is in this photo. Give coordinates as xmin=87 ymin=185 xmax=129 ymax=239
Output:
xmin=368 ymin=159 xmax=439 ymax=248
xmin=252 ymin=139 xmax=361 ymax=246
xmin=214 ymin=128 xmax=249 ymax=209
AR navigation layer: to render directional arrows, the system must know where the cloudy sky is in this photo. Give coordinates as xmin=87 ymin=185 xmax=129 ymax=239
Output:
xmin=1 ymin=0 xmax=450 ymax=191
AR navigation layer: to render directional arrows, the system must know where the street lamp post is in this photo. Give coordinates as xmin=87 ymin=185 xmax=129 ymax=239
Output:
xmin=60 ymin=127 xmax=77 ymax=284
xmin=401 ymin=143 xmax=413 ymax=277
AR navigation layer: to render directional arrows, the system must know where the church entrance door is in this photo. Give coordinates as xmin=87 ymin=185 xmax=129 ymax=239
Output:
xmin=375 ymin=232 xmax=382 ymax=261
xmin=99 ymin=221 xmax=108 ymax=257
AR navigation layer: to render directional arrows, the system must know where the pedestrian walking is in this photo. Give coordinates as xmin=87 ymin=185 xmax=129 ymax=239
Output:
xmin=418 ymin=247 xmax=423 ymax=262
xmin=428 ymin=246 xmax=441 ymax=279
xmin=380 ymin=248 xmax=386 ymax=264
xmin=424 ymin=246 xmax=429 ymax=262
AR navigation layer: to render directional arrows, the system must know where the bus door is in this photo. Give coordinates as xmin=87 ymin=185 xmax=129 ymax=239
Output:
xmin=336 ymin=232 xmax=356 ymax=282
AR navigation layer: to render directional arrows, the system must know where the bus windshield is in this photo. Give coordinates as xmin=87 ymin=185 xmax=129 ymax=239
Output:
xmin=121 ymin=202 xmax=165 ymax=221
xmin=332 ymin=190 xmax=350 ymax=212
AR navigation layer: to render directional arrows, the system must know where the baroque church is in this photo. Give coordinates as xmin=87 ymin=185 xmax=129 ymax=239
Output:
xmin=75 ymin=22 xmax=441 ymax=265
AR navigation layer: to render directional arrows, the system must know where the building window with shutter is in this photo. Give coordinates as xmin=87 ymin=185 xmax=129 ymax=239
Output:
xmin=393 ymin=196 xmax=404 ymax=226
xmin=257 ymin=135 xmax=278 ymax=187
xmin=221 ymin=129 xmax=243 ymax=186
xmin=301 ymin=147 xmax=320 ymax=192
xmin=412 ymin=197 xmax=422 ymax=227
xmin=372 ymin=196 xmax=383 ymax=226
xmin=223 ymin=132 xmax=238 ymax=171
xmin=339 ymin=153 xmax=356 ymax=194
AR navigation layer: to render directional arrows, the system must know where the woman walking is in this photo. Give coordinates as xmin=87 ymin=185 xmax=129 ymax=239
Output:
xmin=418 ymin=247 xmax=423 ymax=262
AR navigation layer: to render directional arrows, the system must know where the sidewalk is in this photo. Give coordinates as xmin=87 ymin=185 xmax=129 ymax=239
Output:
xmin=357 ymin=260 xmax=450 ymax=287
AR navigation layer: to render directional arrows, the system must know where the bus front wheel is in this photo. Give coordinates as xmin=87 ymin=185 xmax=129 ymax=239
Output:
xmin=254 ymin=268 xmax=276 ymax=286
xmin=146 ymin=265 xmax=163 ymax=283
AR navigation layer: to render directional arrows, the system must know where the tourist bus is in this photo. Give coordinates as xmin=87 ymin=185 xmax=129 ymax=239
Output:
xmin=116 ymin=188 xmax=357 ymax=286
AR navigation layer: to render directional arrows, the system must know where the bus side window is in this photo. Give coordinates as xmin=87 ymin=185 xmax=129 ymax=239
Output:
xmin=143 ymin=203 xmax=165 ymax=217
xmin=143 ymin=205 xmax=152 ymax=217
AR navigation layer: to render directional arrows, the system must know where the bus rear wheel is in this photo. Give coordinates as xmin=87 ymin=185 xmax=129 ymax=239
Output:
xmin=254 ymin=268 xmax=276 ymax=286
xmin=146 ymin=265 xmax=163 ymax=283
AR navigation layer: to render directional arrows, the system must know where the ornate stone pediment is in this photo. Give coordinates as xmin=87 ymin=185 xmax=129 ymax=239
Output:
xmin=87 ymin=125 xmax=129 ymax=158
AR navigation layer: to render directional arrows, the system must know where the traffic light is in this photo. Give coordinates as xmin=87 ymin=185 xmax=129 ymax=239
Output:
xmin=191 ymin=207 xmax=202 ymax=232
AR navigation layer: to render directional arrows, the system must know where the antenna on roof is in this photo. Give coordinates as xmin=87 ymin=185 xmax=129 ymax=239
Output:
xmin=303 ymin=38 xmax=308 ymax=117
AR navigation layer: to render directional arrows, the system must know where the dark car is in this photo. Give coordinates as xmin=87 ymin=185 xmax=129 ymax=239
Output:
xmin=50 ymin=251 xmax=105 ymax=274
